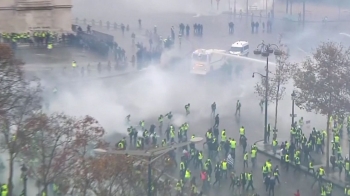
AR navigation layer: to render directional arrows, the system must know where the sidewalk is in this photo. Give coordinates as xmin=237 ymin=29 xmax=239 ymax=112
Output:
xmin=255 ymin=139 xmax=348 ymax=190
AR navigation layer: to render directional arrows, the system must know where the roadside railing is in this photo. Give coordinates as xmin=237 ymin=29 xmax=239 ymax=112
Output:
xmin=73 ymin=18 xmax=133 ymax=30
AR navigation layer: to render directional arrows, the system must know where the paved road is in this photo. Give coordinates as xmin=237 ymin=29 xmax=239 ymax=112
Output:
xmin=103 ymin=125 xmax=343 ymax=196
xmin=43 ymin=64 xmax=336 ymax=195
xmin=27 ymin=1 xmax=350 ymax=195
xmin=16 ymin=46 xmax=105 ymax=65
xmin=73 ymin=7 xmax=350 ymax=66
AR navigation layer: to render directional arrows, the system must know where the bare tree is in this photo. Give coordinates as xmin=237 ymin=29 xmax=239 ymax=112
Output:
xmin=70 ymin=150 xmax=169 ymax=196
xmin=22 ymin=113 xmax=81 ymax=194
xmin=293 ymin=41 xmax=350 ymax=171
xmin=0 ymin=43 xmax=42 ymax=195
xmin=254 ymin=53 xmax=295 ymax=128
xmin=77 ymin=154 xmax=137 ymax=196
xmin=70 ymin=116 xmax=105 ymax=196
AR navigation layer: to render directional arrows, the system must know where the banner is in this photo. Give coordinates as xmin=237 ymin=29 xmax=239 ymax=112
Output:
xmin=92 ymin=30 xmax=114 ymax=43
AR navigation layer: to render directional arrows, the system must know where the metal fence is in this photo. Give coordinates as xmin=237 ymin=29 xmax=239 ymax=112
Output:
xmin=24 ymin=61 xmax=131 ymax=74
xmin=73 ymin=18 xmax=130 ymax=30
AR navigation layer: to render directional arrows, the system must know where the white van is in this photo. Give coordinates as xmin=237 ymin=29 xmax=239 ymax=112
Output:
xmin=229 ymin=41 xmax=249 ymax=56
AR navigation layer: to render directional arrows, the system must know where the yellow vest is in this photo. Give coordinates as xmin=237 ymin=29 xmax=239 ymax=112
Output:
xmin=240 ymin=128 xmax=245 ymax=135
xmin=185 ymin=170 xmax=191 ymax=178
xmin=222 ymin=162 xmax=227 ymax=170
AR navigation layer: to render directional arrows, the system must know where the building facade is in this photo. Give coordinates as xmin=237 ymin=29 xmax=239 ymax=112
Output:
xmin=0 ymin=0 xmax=72 ymax=33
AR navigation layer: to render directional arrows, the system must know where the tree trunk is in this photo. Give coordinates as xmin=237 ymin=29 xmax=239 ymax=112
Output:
xmin=8 ymin=154 xmax=14 ymax=196
xmin=274 ymin=99 xmax=279 ymax=129
xmin=326 ymin=113 xmax=330 ymax=174
xmin=274 ymin=81 xmax=281 ymax=129
xmin=83 ymin=180 xmax=88 ymax=196
xmin=44 ymin=184 xmax=48 ymax=195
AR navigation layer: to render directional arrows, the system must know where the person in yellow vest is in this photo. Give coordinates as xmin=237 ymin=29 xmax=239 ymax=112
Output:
xmin=1 ymin=184 xmax=8 ymax=196
xmin=175 ymin=180 xmax=182 ymax=194
xmin=47 ymin=42 xmax=53 ymax=50
xmin=191 ymin=184 xmax=197 ymax=195
xmin=345 ymin=184 xmax=350 ymax=195
xmin=184 ymin=168 xmax=191 ymax=182
xmin=117 ymin=141 xmax=124 ymax=149
xmin=221 ymin=159 xmax=228 ymax=178
xmin=243 ymin=151 xmax=249 ymax=169
xmin=272 ymin=139 xmax=278 ymax=155
xmin=197 ymin=151 xmax=203 ymax=169
xmin=251 ymin=147 xmax=257 ymax=166
xmin=72 ymin=60 xmax=77 ymax=68
xmin=239 ymin=126 xmax=245 ymax=141
xmin=319 ymin=185 xmax=326 ymax=196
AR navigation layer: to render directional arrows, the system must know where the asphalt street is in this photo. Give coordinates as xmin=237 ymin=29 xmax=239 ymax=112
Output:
xmin=44 ymin=63 xmax=337 ymax=195
xmin=74 ymin=8 xmax=350 ymax=67
xmin=189 ymin=143 xmax=343 ymax=196
xmin=17 ymin=1 xmax=350 ymax=195
xmin=102 ymin=114 xmax=344 ymax=196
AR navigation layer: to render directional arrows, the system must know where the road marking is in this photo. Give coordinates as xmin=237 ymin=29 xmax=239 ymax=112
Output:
xmin=297 ymin=47 xmax=310 ymax=56
xmin=339 ymin=32 xmax=350 ymax=38
xmin=35 ymin=54 xmax=62 ymax=60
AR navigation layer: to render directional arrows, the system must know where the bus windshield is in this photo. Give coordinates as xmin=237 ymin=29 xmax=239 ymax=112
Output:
xmin=192 ymin=54 xmax=208 ymax=62
xmin=230 ymin=47 xmax=243 ymax=53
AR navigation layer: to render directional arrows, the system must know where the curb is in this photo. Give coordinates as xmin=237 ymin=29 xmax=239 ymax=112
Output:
xmin=254 ymin=140 xmax=346 ymax=190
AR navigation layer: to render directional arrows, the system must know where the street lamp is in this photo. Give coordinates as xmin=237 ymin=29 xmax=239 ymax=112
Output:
xmin=21 ymin=164 xmax=28 ymax=196
xmin=252 ymin=41 xmax=282 ymax=144
xmin=348 ymin=138 xmax=350 ymax=159
xmin=94 ymin=137 xmax=203 ymax=196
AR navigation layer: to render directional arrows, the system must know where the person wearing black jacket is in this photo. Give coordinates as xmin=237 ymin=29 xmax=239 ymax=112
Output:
xmin=213 ymin=169 xmax=221 ymax=186
xmin=214 ymin=114 xmax=220 ymax=127
xmin=269 ymin=176 xmax=276 ymax=196
xmin=264 ymin=174 xmax=270 ymax=192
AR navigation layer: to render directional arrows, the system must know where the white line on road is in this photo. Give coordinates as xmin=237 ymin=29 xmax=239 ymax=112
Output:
xmin=35 ymin=53 xmax=63 ymax=60
xmin=339 ymin=33 xmax=350 ymax=38
xmin=297 ymin=47 xmax=310 ymax=56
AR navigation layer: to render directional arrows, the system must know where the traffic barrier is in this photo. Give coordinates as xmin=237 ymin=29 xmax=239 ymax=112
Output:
xmin=23 ymin=61 xmax=130 ymax=73
xmin=249 ymin=5 xmax=258 ymax=11
xmin=73 ymin=18 xmax=128 ymax=30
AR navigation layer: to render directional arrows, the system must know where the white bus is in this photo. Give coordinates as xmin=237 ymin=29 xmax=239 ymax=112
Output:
xmin=190 ymin=49 xmax=227 ymax=75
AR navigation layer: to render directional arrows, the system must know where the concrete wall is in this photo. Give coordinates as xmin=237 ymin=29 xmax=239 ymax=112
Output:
xmin=53 ymin=0 xmax=72 ymax=6
xmin=52 ymin=8 xmax=72 ymax=31
xmin=0 ymin=0 xmax=14 ymax=8
xmin=0 ymin=0 xmax=72 ymax=33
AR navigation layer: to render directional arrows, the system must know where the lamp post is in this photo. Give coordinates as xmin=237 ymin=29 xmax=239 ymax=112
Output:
xmin=21 ymin=164 xmax=28 ymax=196
xmin=252 ymin=41 xmax=282 ymax=144
xmin=348 ymin=138 xmax=350 ymax=159
xmin=302 ymin=0 xmax=306 ymax=29
xmin=94 ymin=137 xmax=203 ymax=196
xmin=290 ymin=91 xmax=296 ymax=142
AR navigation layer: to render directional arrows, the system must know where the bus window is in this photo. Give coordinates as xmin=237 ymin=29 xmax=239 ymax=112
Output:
xmin=192 ymin=54 xmax=208 ymax=62
xmin=230 ymin=47 xmax=243 ymax=53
